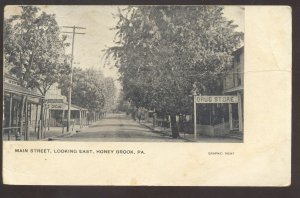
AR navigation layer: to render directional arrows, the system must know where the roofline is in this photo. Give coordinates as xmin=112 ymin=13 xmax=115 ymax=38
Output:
xmin=4 ymin=73 xmax=19 ymax=81
xmin=4 ymin=88 xmax=45 ymax=98
xmin=233 ymin=46 xmax=244 ymax=54
xmin=3 ymin=82 xmax=44 ymax=98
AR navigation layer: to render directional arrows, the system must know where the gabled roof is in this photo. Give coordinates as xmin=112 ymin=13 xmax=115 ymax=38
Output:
xmin=233 ymin=46 xmax=244 ymax=56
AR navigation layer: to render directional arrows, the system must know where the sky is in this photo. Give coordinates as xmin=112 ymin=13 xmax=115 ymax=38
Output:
xmin=5 ymin=5 xmax=244 ymax=90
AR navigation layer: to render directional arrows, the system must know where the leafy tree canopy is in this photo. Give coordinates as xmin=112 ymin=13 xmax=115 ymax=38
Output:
xmin=59 ymin=68 xmax=117 ymax=112
xmin=4 ymin=6 xmax=70 ymax=95
xmin=106 ymin=6 xmax=243 ymax=116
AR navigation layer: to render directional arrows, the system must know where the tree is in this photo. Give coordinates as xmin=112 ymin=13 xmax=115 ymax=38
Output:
xmin=106 ymin=6 xmax=244 ymax=137
xmin=102 ymin=77 xmax=117 ymax=112
xmin=59 ymin=68 xmax=117 ymax=112
xmin=4 ymin=6 xmax=70 ymax=96
xmin=116 ymin=90 xmax=131 ymax=113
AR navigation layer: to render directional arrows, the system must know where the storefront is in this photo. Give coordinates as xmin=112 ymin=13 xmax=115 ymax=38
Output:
xmin=193 ymin=46 xmax=244 ymax=138
xmin=47 ymin=100 xmax=88 ymax=128
xmin=3 ymin=74 xmax=45 ymax=140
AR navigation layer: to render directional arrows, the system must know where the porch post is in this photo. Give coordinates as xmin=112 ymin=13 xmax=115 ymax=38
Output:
xmin=79 ymin=109 xmax=82 ymax=128
xmin=194 ymin=96 xmax=197 ymax=140
xmin=83 ymin=111 xmax=85 ymax=125
xmin=62 ymin=109 xmax=65 ymax=133
xmin=62 ymin=109 xmax=65 ymax=121
xmin=229 ymin=103 xmax=233 ymax=130
xmin=209 ymin=104 xmax=212 ymax=125
xmin=25 ymin=98 xmax=28 ymax=140
xmin=39 ymin=99 xmax=44 ymax=140
xmin=48 ymin=109 xmax=51 ymax=130
xmin=43 ymin=104 xmax=47 ymax=138
xmin=85 ymin=111 xmax=87 ymax=125
xmin=35 ymin=104 xmax=38 ymax=135
xmin=237 ymin=92 xmax=243 ymax=132
xmin=19 ymin=95 xmax=25 ymax=140
xmin=30 ymin=103 xmax=32 ymax=124
xmin=8 ymin=93 xmax=13 ymax=140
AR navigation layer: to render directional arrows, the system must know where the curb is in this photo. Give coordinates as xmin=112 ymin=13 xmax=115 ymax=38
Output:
xmin=139 ymin=121 xmax=243 ymax=143
xmin=44 ymin=132 xmax=74 ymax=141
xmin=43 ymin=120 xmax=103 ymax=141
xmin=139 ymin=122 xmax=194 ymax=142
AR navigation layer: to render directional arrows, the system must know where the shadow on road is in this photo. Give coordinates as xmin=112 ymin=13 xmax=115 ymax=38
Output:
xmin=53 ymin=113 xmax=186 ymax=142
xmin=88 ymin=123 xmax=140 ymax=128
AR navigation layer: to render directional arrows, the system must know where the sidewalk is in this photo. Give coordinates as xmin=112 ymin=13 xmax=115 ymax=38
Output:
xmin=2 ymin=124 xmax=88 ymax=141
xmin=42 ymin=125 xmax=81 ymax=141
xmin=139 ymin=120 xmax=242 ymax=143
xmin=138 ymin=120 xmax=191 ymax=141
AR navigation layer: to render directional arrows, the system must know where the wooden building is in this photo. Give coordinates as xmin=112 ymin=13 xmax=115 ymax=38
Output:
xmin=3 ymin=74 xmax=45 ymax=140
xmin=195 ymin=46 xmax=244 ymax=138
xmin=223 ymin=46 xmax=244 ymax=133
xmin=45 ymin=83 xmax=92 ymax=129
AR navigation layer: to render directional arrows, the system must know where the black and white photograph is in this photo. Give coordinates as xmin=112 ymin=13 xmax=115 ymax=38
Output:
xmin=2 ymin=5 xmax=245 ymax=143
xmin=1 ymin=4 xmax=292 ymax=187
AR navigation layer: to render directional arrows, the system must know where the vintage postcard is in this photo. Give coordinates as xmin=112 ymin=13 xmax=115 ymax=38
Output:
xmin=2 ymin=5 xmax=291 ymax=186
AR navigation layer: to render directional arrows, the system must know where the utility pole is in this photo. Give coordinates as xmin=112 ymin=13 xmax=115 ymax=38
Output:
xmin=62 ymin=26 xmax=86 ymax=132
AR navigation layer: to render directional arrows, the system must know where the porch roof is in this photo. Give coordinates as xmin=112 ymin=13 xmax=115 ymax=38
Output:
xmin=3 ymin=82 xmax=44 ymax=99
xmin=223 ymin=85 xmax=243 ymax=94
xmin=48 ymin=101 xmax=88 ymax=111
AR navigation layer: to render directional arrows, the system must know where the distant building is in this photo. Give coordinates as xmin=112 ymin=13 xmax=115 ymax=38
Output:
xmin=45 ymin=83 xmax=88 ymax=127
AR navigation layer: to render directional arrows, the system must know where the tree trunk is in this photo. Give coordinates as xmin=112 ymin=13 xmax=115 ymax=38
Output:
xmin=170 ymin=114 xmax=179 ymax=138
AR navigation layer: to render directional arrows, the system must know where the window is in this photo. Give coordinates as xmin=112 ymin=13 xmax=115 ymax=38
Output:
xmin=236 ymin=55 xmax=240 ymax=65
xmin=237 ymin=68 xmax=242 ymax=86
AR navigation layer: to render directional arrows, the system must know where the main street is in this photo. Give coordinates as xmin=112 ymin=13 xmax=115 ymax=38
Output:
xmin=55 ymin=113 xmax=186 ymax=142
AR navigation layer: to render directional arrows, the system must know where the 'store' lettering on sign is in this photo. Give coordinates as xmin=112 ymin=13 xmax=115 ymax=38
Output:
xmin=195 ymin=96 xmax=238 ymax=103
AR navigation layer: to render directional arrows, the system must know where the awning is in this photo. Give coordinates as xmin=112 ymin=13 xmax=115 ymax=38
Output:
xmin=71 ymin=104 xmax=88 ymax=111
xmin=223 ymin=85 xmax=243 ymax=94
xmin=48 ymin=102 xmax=88 ymax=111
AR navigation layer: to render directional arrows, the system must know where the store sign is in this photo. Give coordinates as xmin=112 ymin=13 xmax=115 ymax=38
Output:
xmin=49 ymin=103 xmax=65 ymax=109
xmin=195 ymin=95 xmax=238 ymax=103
